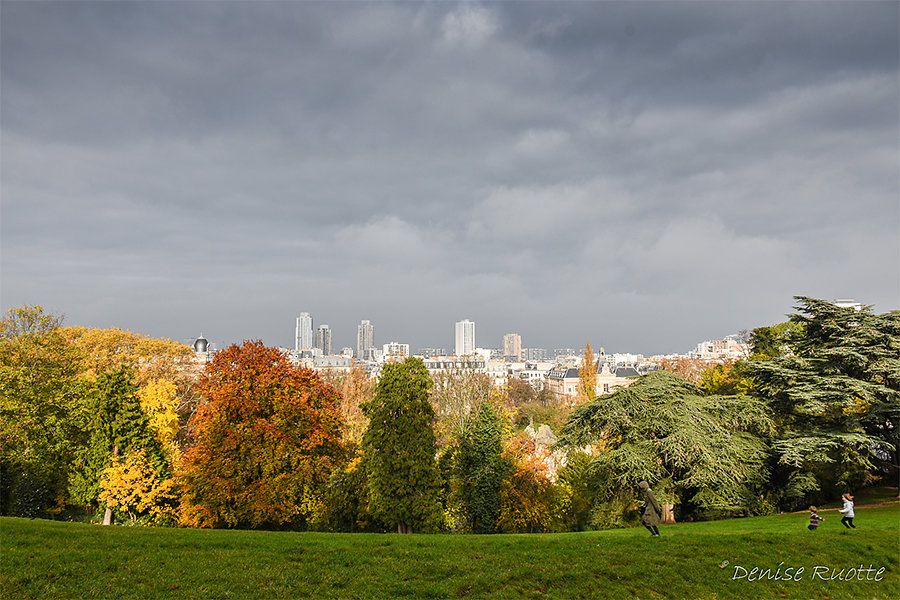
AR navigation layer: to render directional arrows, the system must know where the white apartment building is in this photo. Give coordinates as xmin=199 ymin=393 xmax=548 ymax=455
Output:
xmin=382 ymin=341 xmax=410 ymax=360
xmin=688 ymin=336 xmax=750 ymax=360
xmin=423 ymin=355 xmax=486 ymax=376
xmin=511 ymin=361 xmax=554 ymax=389
xmin=455 ymin=319 xmax=475 ymax=356
xmin=483 ymin=359 xmax=508 ymax=387
xmin=313 ymin=355 xmax=353 ymax=371
xmin=295 ymin=312 xmax=313 ymax=351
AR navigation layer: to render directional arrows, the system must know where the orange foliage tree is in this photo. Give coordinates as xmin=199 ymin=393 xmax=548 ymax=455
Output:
xmin=658 ymin=356 xmax=709 ymax=384
xmin=318 ymin=362 xmax=372 ymax=448
xmin=497 ymin=432 xmax=564 ymax=533
xmin=178 ymin=341 xmax=347 ymax=529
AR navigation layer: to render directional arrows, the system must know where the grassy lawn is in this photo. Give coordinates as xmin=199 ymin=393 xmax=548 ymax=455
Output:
xmin=2 ymin=495 xmax=897 ymax=599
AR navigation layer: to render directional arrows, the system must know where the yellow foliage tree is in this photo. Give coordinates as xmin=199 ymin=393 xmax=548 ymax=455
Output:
xmin=138 ymin=380 xmax=180 ymax=450
xmin=497 ymin=432 xmax=563 ymax=533
xmin=61 ymin=327 xmax=192 ymax=386
xmin=61 ymin=326 xmax=199 ymax=451
xmin=577 ymin=342 xmax=597 ymax=403
xmin=99 ymin=449 xmax=177 ymax=524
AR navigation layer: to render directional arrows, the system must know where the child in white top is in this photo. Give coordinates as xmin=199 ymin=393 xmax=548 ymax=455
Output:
xmin=839 ymin=493 xmax=856 ymax=528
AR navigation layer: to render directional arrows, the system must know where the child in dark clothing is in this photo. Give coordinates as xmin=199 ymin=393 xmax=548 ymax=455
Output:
xmin=808 ymin=505 xmax=825 ymax=530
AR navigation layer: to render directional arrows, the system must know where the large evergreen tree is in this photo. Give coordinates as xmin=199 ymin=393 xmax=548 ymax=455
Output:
xmin=746 ymin=297 xmax=899 ymax=504
xmin=362 ymin=357 xmax=443 ymax=533
xmin=454 ymin=403 xmax=511 ymax=533
xmin=558 ymin=371 xmax=774 ymax=524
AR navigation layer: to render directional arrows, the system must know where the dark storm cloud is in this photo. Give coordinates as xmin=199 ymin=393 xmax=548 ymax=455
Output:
xmin=1 ymin=1 xmax=897 ymax=354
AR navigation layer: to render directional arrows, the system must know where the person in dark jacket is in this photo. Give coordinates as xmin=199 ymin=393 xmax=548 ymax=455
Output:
xmin=638 ymin=480 xmax=661 ymax=536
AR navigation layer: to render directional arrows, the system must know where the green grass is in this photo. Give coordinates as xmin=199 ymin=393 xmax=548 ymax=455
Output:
xmin=2 ymin=498 xmax=897 ymax=600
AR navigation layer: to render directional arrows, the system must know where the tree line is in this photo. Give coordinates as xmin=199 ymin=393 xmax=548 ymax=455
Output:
xmin=1 ymin=297 xmax=896 ymax=532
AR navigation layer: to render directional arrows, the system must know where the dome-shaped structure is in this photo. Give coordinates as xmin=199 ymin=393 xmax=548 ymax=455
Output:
xmin=193 ymin=335 xmax=209 ymax=354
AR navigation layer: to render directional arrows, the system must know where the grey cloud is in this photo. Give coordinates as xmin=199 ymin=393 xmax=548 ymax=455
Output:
xmin=2 ymin=1 xmax=897 ymax=354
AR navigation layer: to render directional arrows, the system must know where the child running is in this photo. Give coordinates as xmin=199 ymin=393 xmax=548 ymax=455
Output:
xmin=808 ymin=506 xmax=825 ymax=530
xmin=839 ymin=493 xmax=856 ymax=528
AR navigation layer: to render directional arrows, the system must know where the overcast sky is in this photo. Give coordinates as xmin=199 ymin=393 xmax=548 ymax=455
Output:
xmin=2 ymin=1 xmax=898 ymax=355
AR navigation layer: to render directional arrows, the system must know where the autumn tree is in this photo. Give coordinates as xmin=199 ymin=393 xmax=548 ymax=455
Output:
xmin=318 ymin=362 xmax=373 ymax=447
xmin=362 ymin=358 xmax=443 ymax=533
xmin=513 ymin=402 xmax=572 ymax=433
xmin=68 ymin=366 xmax=168 ymax=524
xmin=430 ymin=369 xmax=493 ymax=444
xmin=62 ymin=327 xmax=197 ymax=449
xmin=745 ymin=297 xmax=900 ymax=505
xmin=179 ymin=341 xmax=347 ymax=529
xmin=0 ymin=306 xmax=88 ymax=517
xmin=558 ymin=371 xmax=775 ymax=524
xmin=138 ymin=379 xmax=180 ymax=451
xmin=497 ymin=431 xmax=563 ymax=533
xmin=505 ymin=377 xmax=536 ymax=407
xmin=658 ymin=356 xmax=708 ymax=384
xmin=577 ymin=343 xmax=597 ymax=403
xmin=61 ymin=327 xmax=193 ymax=386
xmin=698 ymin=361 xmax=754 ymax=396
xmin=99 ymin=448 xmax=177 ymax=524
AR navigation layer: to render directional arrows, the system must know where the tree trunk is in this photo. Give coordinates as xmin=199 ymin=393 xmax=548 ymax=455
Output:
xmin=661 ymin=503 xmax=676 ymax=524
xmin=102 ymin=445 xmax=118 ymax=526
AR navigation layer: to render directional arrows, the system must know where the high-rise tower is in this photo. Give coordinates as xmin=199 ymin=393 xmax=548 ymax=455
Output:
xmin=315 ymin=324 xmax=333 ymax=356
xmin=503 ymin=333 xmax=522 ymax=361
xmin=455 ymin=319 xmax=475 ymax=356
xmin=295 ymin=312 xmax=313 ymax=351
xmin=357 ymin=319 xmax=374 ymax=360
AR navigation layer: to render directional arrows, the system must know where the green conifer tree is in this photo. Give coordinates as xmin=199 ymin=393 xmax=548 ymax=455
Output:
xmin=362 ymin=358 xmax=442 ymax=533
xmin=455 ymin=403 xmax=511 ymax=533
xmin=746 ymin=297 xmax=900 ymax=503
xmin=68 ymin=366 xmax=166 ymax=522
xmin=558 ymin=371 xmax=774 ymax=523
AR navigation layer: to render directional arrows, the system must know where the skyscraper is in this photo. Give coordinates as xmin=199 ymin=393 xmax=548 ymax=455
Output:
xmin=295 ymin=312 xmax=313 ymax=351
xmin=455 ymin=319 xmax=475 ymax=356
xmin=315 ymin=324 xmax=332 ymax=356
xmin=503 ymin=333 xmax=522 ymax=361
xmin=357 ymin=319 xmax=374 ymax=360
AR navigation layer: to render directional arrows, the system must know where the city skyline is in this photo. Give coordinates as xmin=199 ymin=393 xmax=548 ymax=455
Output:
xmin=2 ymin=2 xmax=897 ymax=356
xmin=204 ymin=312 xmax=746 ymax=358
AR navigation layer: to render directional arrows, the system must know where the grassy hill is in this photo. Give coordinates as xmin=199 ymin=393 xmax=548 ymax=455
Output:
xmin=2 ymin=493 xmax=897 ymax=599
